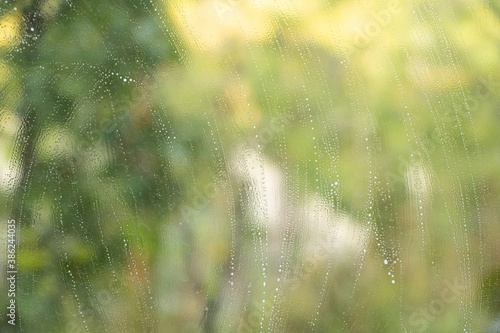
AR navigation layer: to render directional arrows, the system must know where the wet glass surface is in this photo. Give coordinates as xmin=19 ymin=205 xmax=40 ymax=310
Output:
xmin=1 ymin=0 xmax=500 ymax=332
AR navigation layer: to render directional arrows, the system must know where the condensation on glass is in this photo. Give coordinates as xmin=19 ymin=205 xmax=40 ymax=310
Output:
xmin=0 ymin=0 xmax=499 ymax=332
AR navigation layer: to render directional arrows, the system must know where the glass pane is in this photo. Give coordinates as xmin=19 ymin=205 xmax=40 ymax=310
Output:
xmin=0 ymin=0 xmax=499 ymax=332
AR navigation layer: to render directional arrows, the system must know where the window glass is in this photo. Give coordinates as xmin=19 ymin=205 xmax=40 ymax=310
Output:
xmin=0 ymin=0 xmax=499 ymax=332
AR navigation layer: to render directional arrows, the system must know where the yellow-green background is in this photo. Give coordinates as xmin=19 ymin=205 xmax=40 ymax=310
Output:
xmin=0 ymin=0 xmax=499 ymax=332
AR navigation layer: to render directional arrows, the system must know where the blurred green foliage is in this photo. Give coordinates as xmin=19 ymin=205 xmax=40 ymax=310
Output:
xmin=0 ymin=0 xmax=500 ymax=332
